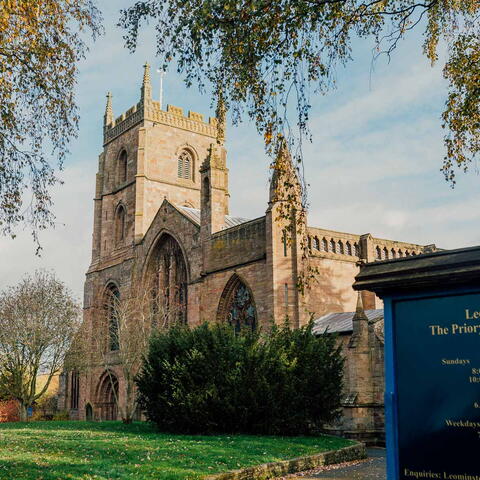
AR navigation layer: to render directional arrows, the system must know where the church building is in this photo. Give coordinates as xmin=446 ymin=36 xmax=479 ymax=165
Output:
xmin=59 ymin=64 xmax=434 ymax=443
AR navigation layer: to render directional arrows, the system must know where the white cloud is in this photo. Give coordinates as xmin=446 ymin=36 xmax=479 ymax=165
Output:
xmin=0 ymin=164 xmax=95 ymax=299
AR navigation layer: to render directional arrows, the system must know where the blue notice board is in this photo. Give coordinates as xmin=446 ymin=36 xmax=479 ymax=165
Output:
xmin=384 ymin=289 xmax=480 ymax=480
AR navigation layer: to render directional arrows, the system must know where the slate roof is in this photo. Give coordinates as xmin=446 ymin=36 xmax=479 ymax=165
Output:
xmin=177 ymin=206 xmax=250 ymax=229
xmin=312 ymin=309 xmax=384 ymax=335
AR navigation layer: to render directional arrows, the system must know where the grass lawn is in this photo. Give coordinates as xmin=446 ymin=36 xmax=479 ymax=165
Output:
xmin=0 ymin=421 xmax=353 ymax=480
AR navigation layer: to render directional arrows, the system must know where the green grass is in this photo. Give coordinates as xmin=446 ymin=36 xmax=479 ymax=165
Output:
xmin=0 ymin=421 xmax=353 ymax=480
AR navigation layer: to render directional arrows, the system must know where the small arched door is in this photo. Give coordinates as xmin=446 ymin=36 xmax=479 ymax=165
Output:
xmin=85 ymin=403 xmax=93 ymax=421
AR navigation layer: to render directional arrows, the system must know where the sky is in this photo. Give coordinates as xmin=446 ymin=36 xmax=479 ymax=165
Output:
xmin=1 ymin=2 xmax=479 ymax=300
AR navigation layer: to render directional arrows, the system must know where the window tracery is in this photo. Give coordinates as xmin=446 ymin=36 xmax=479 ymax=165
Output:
xmin=147 ymin=234 xmax=188 ymax=326
xmin=105 ymin=285 xmax=120 ymax=351
xmin=217 ymin=275 xmax=257 ymax=332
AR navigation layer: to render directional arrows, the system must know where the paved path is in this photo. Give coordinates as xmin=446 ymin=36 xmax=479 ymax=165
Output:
xmin=299 ymin=448 xmax=386 ymax=480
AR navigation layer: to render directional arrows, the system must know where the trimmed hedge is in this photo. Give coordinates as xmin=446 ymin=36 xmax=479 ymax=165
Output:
xmin=136 ymin=321 xmax=344 ymax=435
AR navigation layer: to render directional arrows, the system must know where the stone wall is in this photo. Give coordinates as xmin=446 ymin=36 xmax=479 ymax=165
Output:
xmin=206 ymin=218 xmax=266 ymax=273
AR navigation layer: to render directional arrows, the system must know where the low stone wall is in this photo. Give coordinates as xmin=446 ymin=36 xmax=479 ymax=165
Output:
xmin=204 ymin=442 xmax=366 ymax=480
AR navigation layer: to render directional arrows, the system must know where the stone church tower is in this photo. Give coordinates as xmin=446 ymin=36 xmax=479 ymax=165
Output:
xmin=59 ymin=65 xmax=433 ymax=442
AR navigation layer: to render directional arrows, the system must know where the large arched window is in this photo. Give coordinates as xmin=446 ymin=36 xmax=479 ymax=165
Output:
xmin=146 ymin=234 xmax=188 ymax=326
xmin=104 ymin=284 xmax=120 ymax=351
xmin=217 ymin=275 xmax=257 ymax=332
xmin=178 ymin=149 xmax=194 ymax=180
xmin=117 ymin=150 xmax=128 ymax=184
xmin=115 ymin=205 xmax=126 ymax=245
xmin=95 ymin=371 xmax=118 ymax=421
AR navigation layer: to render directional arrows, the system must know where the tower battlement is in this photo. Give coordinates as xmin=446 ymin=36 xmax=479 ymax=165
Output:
xmin=104 ymin=101 xmax=218 ymax=145
xmin=103 ymin=63 xmax=218 ymax=146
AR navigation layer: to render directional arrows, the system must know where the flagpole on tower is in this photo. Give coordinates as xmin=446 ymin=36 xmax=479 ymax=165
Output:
xmin=157 ymin=68 xmax=165 ymax=110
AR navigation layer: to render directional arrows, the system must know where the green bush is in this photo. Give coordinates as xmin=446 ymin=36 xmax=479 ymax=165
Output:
xmin=136 ymin=321 xmax=344 ymax=435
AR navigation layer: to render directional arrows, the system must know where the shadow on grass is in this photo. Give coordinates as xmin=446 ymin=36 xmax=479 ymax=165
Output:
xmin=0 ymin=458 xmax=197 ymax=480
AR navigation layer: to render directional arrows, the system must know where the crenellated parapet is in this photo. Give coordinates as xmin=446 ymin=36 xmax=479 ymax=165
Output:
xmin=103 ymin=101 xmax=218 ymax=145
xmin=103 ymin=63 xmax=218 ymax=145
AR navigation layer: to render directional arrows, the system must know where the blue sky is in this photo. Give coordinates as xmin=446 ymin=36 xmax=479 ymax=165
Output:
xmin=1 ymin=1 xmax=479 ymax=299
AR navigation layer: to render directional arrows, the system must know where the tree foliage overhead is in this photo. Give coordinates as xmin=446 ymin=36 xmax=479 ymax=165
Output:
xmin=120 ymin=0 xmax=480 ymax=186
xmin=0 ymin=0 xmax=102 ymax=248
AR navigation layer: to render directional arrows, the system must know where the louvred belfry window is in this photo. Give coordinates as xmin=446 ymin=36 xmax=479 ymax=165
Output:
xmin=178 ymin=150 xmax=193 ymax=180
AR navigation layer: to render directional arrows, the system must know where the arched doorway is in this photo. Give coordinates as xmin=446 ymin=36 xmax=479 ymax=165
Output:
xmin=95 ymin=372 xmax=119 ymax=421
xmin=217 ymin=274 xmax=257 ymax=332
xmin=146 ymin=233 xmax=188 ymax=326
xmin=85 ymin=403 xmax=93 ymax=421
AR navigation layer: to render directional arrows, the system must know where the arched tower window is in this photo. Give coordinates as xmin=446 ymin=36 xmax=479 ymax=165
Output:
xmin=353 ymin=242 xmax=360 ymax=257
xmin=346 ymin=241 xmax=352 ymax=256
xmin=115 ymin=205 xmax=126 ymax=245
xmin=217 ymin=275 xmax=257 ymax=332
xmin=376 ymin=246 xmax=382 ymax=260
xmin=178 ymin=150 xmax=194 ymax=180
xmin=314 ymin=237 xmax=320 ymax=250
xmin=117 ymin=150 xmax=128 ymax=184
xmin=321 ymin=238 xmax=328 ymax=252
xmin=104 ymin=284 xmax=120 ymax=351
xmin=146 ymin=234 xmax=188 ymax=326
